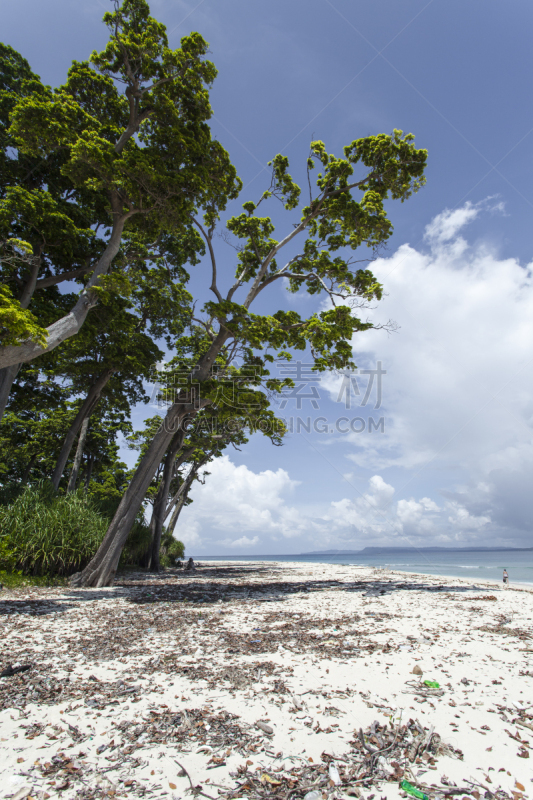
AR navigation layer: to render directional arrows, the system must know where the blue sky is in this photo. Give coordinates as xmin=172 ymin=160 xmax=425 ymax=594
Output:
xmin=4 ymin=0 xmax=533 ymax=553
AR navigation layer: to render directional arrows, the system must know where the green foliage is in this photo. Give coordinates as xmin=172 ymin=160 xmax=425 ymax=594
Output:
xmin=0 ymin=534 xmax=16 ymax=572
xmin=0 ymin=283 xmax=48 ymax=346
xmin=0 ymin=481 xmax=24 ymax=506
xmin=1 ymin=0 xmax=240 ymax=366
xmin=0 ymin=483 xmax=108 ymax=576
xmin=0 ymin=396 xmax=132 ymax=492
xmin=0 ymin=482 xmax=153 ymax=576
xmin=120 ymin=520 xmax=153 ymax=567
xmin=0 ymin=570 xmax=67 ymax=588
xmin=160 ymin=530 xmax=185 ymax=567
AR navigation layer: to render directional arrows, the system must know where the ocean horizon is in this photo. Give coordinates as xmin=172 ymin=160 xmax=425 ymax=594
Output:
xmin=198 ymin=548 xmax=533 ymax=586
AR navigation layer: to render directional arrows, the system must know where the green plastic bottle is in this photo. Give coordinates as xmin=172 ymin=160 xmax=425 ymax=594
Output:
xmin=400 ymin=780 xmax=429 ymax=800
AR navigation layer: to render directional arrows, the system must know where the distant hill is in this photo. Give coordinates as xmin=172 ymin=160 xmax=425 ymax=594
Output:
xmin=302 ymin=546 xmax=533 ymax=554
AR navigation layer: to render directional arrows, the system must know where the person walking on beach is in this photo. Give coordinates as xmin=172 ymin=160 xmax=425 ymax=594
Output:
xmin=503 ymin=569 xmax=509 ymax=589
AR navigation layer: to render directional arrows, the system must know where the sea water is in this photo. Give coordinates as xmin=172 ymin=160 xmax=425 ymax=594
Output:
xmin=202 ymin=549 xmax=533 ymax=585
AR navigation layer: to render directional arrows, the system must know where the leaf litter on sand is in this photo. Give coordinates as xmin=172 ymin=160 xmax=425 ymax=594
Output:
xmin=218 ymin=717 xmax=524 ymax=800
xmin=2 ymin=563 xmax=532 ymax=800
xmin=218 ymin=717 xmax=463 ymax=800
xmin=116 ymin=706 xmax=264 ymax=756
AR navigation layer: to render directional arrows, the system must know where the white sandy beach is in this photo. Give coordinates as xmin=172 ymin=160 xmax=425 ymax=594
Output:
xmin=0 ymin=561 xmax=532 ymax=800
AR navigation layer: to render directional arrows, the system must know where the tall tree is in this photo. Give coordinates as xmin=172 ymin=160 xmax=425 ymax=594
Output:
xmin=128 ymin=396 xmax=284 ymax=571
xmin=0 ymin=0 xmax=239 ymax=372
xmin=0 ymin=42 xmax=104 ymax=415
xmin=72 ymin=130 xmax=427 ymax=587
xmin=48 ymin=297 xmax=169 ymax=489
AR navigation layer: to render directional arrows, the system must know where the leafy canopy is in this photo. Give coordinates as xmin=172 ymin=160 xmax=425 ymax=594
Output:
xmin=0 ymin=0 xmax=240 ymax=364
xmin=187 ymin=130 xmax=427 ymax=382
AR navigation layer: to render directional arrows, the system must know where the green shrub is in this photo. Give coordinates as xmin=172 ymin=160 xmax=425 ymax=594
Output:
xmin=0 ymin=536 xmax=16 ymax=572
xmin=0 ymin=483 xmax=182 ymax=577
xmin=120 ymin=519 xmax=152 ymax=567
xmin=160 ymin=529 xmax=185 ymax=567
xmin=0 ymin=483 xmax=107 ymax=576
xmin=0 ymin=482 xmax=24 ymax=507
xmin=0 ymin=570 xmax=68 ymax=588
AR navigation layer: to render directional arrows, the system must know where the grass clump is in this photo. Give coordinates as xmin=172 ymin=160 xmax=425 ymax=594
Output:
xmin=160 ymin=530 xmax=185 ymax=567
xmin=120 ymin=518 xmax=153 ymax=567
xmin=0 ymin=483 xmax=107 ymax=576
xmin=0 ymin=483 xmax=183 ymax=579
xmin=0 ymin=570 xmax=68 ymax=588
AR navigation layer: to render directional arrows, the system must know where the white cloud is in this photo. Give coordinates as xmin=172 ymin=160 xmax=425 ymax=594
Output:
xmin=182 ymin=456 xmax=308 ymax=548
xmin=446 ymin=502 xmax=491 ymax=530
xmin=322 ymin=199 xmax=533 ymax=545
xmin=397 ymin=497 xmax=440 ymax=526
xmin=177 ymin=201 xmax=533 ymax=552
xmin=424 ymin=198 xmax=504 ymax=245
xmin=176 ymin=456 xmax=498 ymax=552
xmin=221 ymin=535 xmax=260 ymax=549
xmin=324 ymin=474 xmax=396 ymax=536
xmin=424 ymin=202 xmax=480 ymax=244
xmin=175 ymin=521 xmax=202 ymax=550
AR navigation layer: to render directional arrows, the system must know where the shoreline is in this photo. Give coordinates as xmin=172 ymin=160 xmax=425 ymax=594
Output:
xmin=1 ymin=561 xmax=532 ymax=800
xmin=200 ymin=558 xmax=533 ymax=590
xmin=197 ymin=555 xmax=533 ymax=587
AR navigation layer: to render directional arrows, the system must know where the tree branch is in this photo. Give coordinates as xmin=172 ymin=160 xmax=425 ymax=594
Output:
xmin=243 ymin=190 xmax=332 ymax=309
xmin=0 ymin=207 xmax=133 ymax=369
xmin=35 ymin=264 xmax=93 ymax=290
xmin=190 ymin=216 xmax=222 ymax=302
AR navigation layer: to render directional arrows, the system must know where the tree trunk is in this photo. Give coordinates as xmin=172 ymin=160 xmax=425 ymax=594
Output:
xmin=20 ymin=453 xmax=37 ymax=486
xmin=69 ymin=330 xmax=229 ymax=588
xmin=164 ymin=454 xmax=210 ymax=528
xmin=143 ymin=484 xmax=164 ymax=570
xmin=84 ymin=454 xmax=95 ymax=491
xmin=167 ymin=493 xmax=187 ymax=536
xmin=149 ymin=433 xmax=186 ymax=572
xmin=51 ymin=369 xmax=113 ymax=491
xmin=70 ymin=403 xmax=189 ymax=586
xmin=147 ymin=485 xmax=165 ymax=572
xmin=0 ymin=213 xmax=129 ymax=369
xmin=166 ymin=461 xmax=205 ymax=535
xmin=0 ymin=363 xmax=21 ymax=422
xmin=67 ymin=417 xmax=90 ymax=493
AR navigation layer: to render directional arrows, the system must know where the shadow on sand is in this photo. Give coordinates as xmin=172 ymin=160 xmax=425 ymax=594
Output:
xmin=0 ymin=562 xmax=491 ymax=616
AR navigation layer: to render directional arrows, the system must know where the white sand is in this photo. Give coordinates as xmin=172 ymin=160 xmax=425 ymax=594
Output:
xmin=0 ymin=561 xmax=532 ymax=800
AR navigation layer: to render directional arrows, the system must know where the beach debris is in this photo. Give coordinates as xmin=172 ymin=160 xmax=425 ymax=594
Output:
xmin=255 ymin=721 xmax=274 ymax=735
xmin=400 ymin=779 xmax=429 ymax=799
xmin=10 ymin=786 xmax=32 ymax=800
xmin=351 ymin=718 xmax=459 ymax=772
xmin=218 ymin=719 xmax=465 ymax=800
xmin=0 ymin=668 xmax=144 ymax=712
xmin=328 ymin=762 xmax=341 ymax=785
xmin=1 ymin=563 xmax=531 ymax=800
xmin=0 ymin=663 xmax=32 ymax=678
xmin=115 ymin=706 xmax=264 ymax=755
xmin=402 ymin=680 xmax=445 ymax=698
